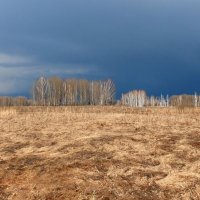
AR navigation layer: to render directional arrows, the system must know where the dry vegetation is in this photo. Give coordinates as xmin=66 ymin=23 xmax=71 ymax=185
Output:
xmin=0 ymin=106 xmax=200 ymax=200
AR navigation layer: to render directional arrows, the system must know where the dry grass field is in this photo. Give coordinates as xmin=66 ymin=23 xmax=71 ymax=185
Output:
xmin=0 ymin=106 xmax=200 ymax=200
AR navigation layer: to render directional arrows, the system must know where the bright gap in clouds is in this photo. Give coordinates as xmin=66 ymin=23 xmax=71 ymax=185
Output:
xmin=0 ymin=53 xmax=96 ymax=96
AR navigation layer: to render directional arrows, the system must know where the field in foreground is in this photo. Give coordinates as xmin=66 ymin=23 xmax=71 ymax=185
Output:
xmin=0 ymin=106 xmax=200 ymax=200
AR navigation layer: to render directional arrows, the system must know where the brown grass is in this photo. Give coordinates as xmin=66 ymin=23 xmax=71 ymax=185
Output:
xmin=0 ymin=106 xmax=200 ymax=200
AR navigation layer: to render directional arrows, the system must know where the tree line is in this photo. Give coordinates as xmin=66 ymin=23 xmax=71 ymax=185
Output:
xmin=0 ymin=76 xmax=199 ymax=107
xmin=0 ymin=96 xmax=30 ymax=106
xmin=32 ymin=76 xmax=115 ymax=106
xmin=121 ymin=90 xmax=200 ymax=108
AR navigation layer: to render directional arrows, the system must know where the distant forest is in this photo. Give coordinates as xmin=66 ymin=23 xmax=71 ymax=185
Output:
xmin=0 ymin=76 xmax=200 ymax=107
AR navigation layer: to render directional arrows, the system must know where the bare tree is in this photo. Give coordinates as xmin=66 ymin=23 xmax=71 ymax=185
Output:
xmin=32 ymin=76 xmax=48 ymax=105
xmin=194 ymin=93 xmax=198 ymax=107
xmin=78 ymin=80 xmax=90 ymax=105
xmin=121 ymin=90 xmax=146 ymax=107
xmin=137 ymin=90 xmax=146 ymax=107
xmin=47 ymin=76 xmax=63 ymax=106
xmin=89 ymin=81 xmax=101 ymax=105
xmin=62 ymin=79 xmax=79 ymax=105
xmin=99 ymin=79 xmax=115 ymax=105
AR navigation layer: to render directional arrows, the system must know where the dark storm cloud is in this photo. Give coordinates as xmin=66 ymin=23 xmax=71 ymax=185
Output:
xmin=0 ymin=0 xmax=200 ymax=96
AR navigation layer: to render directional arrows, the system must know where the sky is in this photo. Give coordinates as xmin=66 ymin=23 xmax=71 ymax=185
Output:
xmin=0 ymin=0 xmax=200 ymax=98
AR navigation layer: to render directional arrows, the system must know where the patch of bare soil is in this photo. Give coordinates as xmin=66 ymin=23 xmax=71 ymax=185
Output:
xmin=0 ymin=106 xmax=200 ymax=199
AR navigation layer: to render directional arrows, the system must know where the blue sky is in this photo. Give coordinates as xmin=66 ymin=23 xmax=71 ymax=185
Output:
xmin=0 ymin=0 xmax=200 ymax=97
